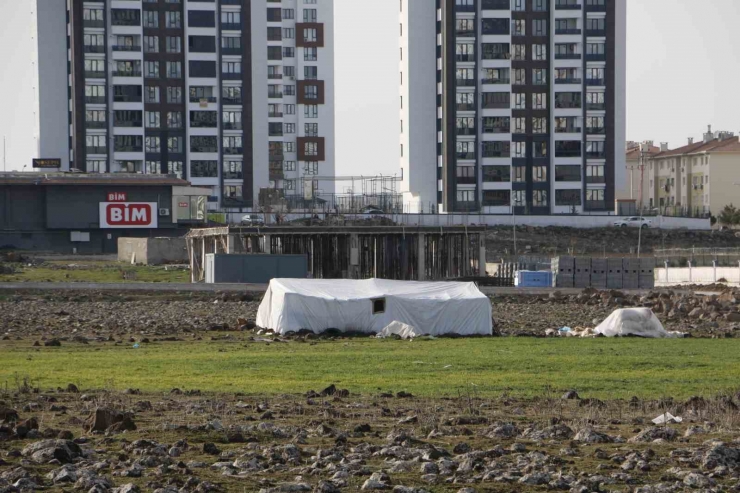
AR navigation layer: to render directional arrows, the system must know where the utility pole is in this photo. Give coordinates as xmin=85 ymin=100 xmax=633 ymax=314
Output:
xmin=637 ymin=143 xmax=649 ymax=258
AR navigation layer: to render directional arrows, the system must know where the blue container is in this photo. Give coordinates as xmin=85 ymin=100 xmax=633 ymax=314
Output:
xmin=515 ymin=270 xmax=553 ymax=288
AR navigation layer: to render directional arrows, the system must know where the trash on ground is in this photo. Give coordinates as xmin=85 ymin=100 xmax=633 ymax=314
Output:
xmin=594 ymin=308 xmax=686 ymax=338
xmin=652 ymin=412 xmax=683 ymax=424
xmin=377 ymin=321 xmax=423 ymax=340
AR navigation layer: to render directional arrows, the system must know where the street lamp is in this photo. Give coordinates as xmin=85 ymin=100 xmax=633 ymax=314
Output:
xmin=636 ymin=142 xmax=651 ymax=258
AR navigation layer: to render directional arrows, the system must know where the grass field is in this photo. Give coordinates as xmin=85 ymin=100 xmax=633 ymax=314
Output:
xmin=2 ymin=337 xmax=739 ymax=399
xmin=0 ymin=260 xmax=188 ymax=283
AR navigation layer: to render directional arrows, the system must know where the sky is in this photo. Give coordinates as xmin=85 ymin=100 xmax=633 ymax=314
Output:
xmin=3 ymin=0 xmax=740 ymax=173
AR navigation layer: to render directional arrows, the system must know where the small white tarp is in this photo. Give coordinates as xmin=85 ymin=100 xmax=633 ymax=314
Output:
xmin=256 ymin=278 xmax=493 ymax=336
xmin=594 ymin=308 xmax=686 ymax=338
xmin=377 ymin=321 xmax=423 ymax=339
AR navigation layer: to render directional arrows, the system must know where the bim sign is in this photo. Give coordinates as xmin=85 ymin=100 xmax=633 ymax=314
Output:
xmin=99 ymin=203 xmax=158 ymax=229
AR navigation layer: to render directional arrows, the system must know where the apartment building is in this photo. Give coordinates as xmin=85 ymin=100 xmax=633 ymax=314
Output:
xmin=645 ymin=127 xmax=740 ymax=217
xmin=34 ymin=0 xmax=334 ymax=210
xmin=624 ymin=140 xmax=661 ymax=207
xmin=399 ymin=0 xmax=626 ymax=214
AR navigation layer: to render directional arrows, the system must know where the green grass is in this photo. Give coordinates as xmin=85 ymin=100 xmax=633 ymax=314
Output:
xmin=1 ymin=337 xmax=739 ymax=399
xmin=0 ymin=262 xmax=188 ymax=283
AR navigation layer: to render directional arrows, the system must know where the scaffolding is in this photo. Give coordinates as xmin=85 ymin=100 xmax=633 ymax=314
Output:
xmin=185 ymin=225 xmax=487 ymax=283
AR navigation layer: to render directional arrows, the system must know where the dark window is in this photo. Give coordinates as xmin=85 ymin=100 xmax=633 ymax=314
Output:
xmin=111 ymin=9 xmax=140 ymax=26
xmin=482 ymin=141 xmax=510 ymax=158
xmin=188 ymin=35 xmax=216 ymax=53
xmin=267 ymin=8 xmax=282 ymax=22
xmin=372 ymin=298 xmax=386 ymax=314
xmin=189 ymin=60 xmax=216 ymax=78
xmin=482 ymin=18 xmax=509 ymax=35
xmin=482 ymin=92 xmax=510 ymax=108
xmin=555 ymin=190 xmax=582 ymax=206
xmin=482 ymin=165 xmax=511 ymax=182
xmin=555 ymin=165 xmax=581 ymax=182
xmin=190 ymin=160 xmax=218 ymax=178
xmin=555 ymin=141 xmax=581 ymax=158
xmin=188 ymin=10 xmax=215 ymax=28
xmin=189 ymin=111 xmax=218 ymax=128
xmin=482 ymin=190 xmax=511 ymax=207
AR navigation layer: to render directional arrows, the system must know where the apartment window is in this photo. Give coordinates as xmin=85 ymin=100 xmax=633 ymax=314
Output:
xmin=223 ymin=186 xmax=243 ymax=203
xmin=222 ymin=62 xmax=242 ymax=75
xmin=284 ymin=161 xmax=296 ymax=171
xmin=191 ymin=161 xmax=218 ymax=178
xmin=512 ymin=69 xmax=525 ymax=85
xmin=166 ymin=11 xmax=181 ymax=28
xmin=512 ymin=118 xmax=526 ymax=134
xmin=223 ymin=111 xmax=242 ymax=130
xmin=222 ymin=86 xmax=242 ymax=103
xmin=85 ymin=59 xmax=106 ymax=77
xmin=83 ymin=8 xmax=104 ymax=26
xmin=532 ymin=44 xmax=547 ymax=61
xmin=587 ymin=164 xmax=605 ymax=183
xmin=143 ymin=36 xmax=158 ymax=53
xmin=221 ymin=11 xmax=241 ymax=27
xmin=142 ymin=10 xmax=158 ymax=28
xmin=482 ymin=141 xmax=510 ymax=158
xmin=304 ymin=28 xmax=318 ymax=43
xmin=114 ymin=110 xmax=142 ymax=127
xmin=512 ymin=190 xmax=526 ymax=206
xmin=305 ymin=123 xmax=318 ymax=137
xmin=112 ymin=9 xmax=140 ymax=26
xmin=144 ymin=61 xmax=159 ymax=78
xmin=304 ymin=47 xmax=317 ymax=61
xmin=167 ymin=111 xmax=183 ymax=129
xmin=166 ymin=61 xmax=182 ymax=78
xmin=224 ymin=161 xmax=243 ymax=180
xmin=556 ymin=92 xmax=582 ymax=109
xmin=190 ymin=136 xmax=217 ymax=153
xmin=483 ymin=190 xmax=511 ymax=207
xmin=285 ymin=179 xmax=295 ymax=191
xmin=586 ymin=189 xmax=605 ymax=205
xmin=190 ymin=111 xmax=218 ymax=128
xmin=303 ymin=8 xmax=317 ymax=22
xmin=304 ymin=66 xmax=318 ymax=80
xmin=532 ymin=117 xmax=547 ymax=134
xmin=86 ymin=160 xmax=105 ymax=173
xmin=512 ymin=0 xmax=525 ymax=10
xmin=85 ymin=85 xmax=106 ymax=104
xmin=456 ymin=190 xmax=476 ymax=204
xmin=532 ymin=69 xmax=547 ymax=85
xmin=556 ymin=190 xmax=582 ymax=206
xmin=482 ymin=117 xmax=510 ymax=134
xmin=284 ymin=66 xmax=295 ymax=77
xmin=513 ymin=141 xmax=526 ymax=158
xmin=304 ymin=142 xmax=318 ymax=157
xmin=145 ymin=111 xmax=160 ymax=128
xmin=304 ymin=162 xmax=319 ymax=175
xmin=283 ymin=28 xmax=295 ymax=39
xmin=267 ymin=27 xmax=282 ymax=41
xmin=304 ymin=105 xmax=319 ymax=118
xmin=145 ymin=136 xmax=160 ymax=153
xmin=83 ymin=34 xmax=104 ymax=52
xmin=285 ymin=104 xmax=296 ymax=115
xmin=533 ymin=141 xmax=548 ymax=158
xmin=513 ymin=93 xmax=526 ymax=110
xmin=586 ymin=17 xmax=606 ymax=32
xmin=167 ymin=87 xmax=182 ymax=104
xmin=223 ymin=136 xmax=243 ymax=153
xmin=511 ymin=19 xmax=525 ymax=36
xmin=145 ymin=161 xmax=161 ymax=175
xmin=533 ymin=19 xmax=547 ymax=36
xmin=533 ymin=190 xmax=548 ymax=208
xmin=114 ymin=135 xmax=143 ymax=152
xmin=533 ymin=166 xmax=547 ymax=183
xmin=304 ymin=84 xmax=319 ymax=100
xmin=166 ymin=36 xmax=182 ymax=53
xmin=267 ymin=8 xmax=282 ymax=22
xmin=483 ymin=166 xmax=510 ymax=183
xmin=167 ymin=137 xmax=183 ymax=154
xmin=532 ymin=93 xmax=547 ymax=110
xmin=85 ymin=110 xmax=106 ymax=125
xmin=168 ymin=161 xmax=183 ymax=179
xmin=555 ymin=141 xmax=581 ymax=157
xmin=268 ymin=46 xmax=282 ymax=60
xmin=282 ymin=9 xmax=294 ymax=19
xmin=284 ymin=123 xmax=296 ymax=134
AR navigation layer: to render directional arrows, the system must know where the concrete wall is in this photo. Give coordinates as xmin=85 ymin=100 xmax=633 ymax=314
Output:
xmin=708 ymin=154 xmax=740 ymax=216
xmin=118 ymin=237 xmax=188 ymax=265
xmin=656 ymin=264 xmax=740 ymax=287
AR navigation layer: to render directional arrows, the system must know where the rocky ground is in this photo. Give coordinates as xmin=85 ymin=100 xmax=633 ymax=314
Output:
xmin=1 ymin=288 xmax=739 ymax=342
xmin=2 ymin=386 xmax=740 ymax=492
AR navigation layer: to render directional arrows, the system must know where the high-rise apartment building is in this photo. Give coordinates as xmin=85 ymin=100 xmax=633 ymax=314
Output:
xmin=400 ymin=0 xmax=626 ymax=214
xmin=34 ymin=0 xmax=334 ymax=210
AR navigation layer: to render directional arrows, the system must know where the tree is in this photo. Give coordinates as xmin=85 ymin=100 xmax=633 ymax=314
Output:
xmin=718 ymin=204 xmax=740 ymax=226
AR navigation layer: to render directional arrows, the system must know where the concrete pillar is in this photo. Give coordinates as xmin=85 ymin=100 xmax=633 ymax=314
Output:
xmin=479 ymin=233 xmax=487 ymax=277
xmin=417 ymin=233 xmax=426 ymax=281
xmin=263 ymin=235 xmax=272 ymax=254
xmin=227 ymin=234 xmax=237 ymax=254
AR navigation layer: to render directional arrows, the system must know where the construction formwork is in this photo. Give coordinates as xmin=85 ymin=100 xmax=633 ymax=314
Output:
xmin=574 ymin=257 xmax=592 ymax=289
xmin=639 ymin=257 xmax=655 ymax=289
xmin=185 ymin=226 xmax=486 ymax=283
xmin=607 ymin=258 xmax=624 ymax=289
xmin=552 ymin=256 xmax=575 ymax=288
xmin=591 ymin=258 xmax=608 ymax=289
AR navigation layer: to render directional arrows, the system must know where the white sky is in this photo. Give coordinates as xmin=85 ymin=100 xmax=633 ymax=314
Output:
xmin=2 ymin=0 xmax=740 ymax=173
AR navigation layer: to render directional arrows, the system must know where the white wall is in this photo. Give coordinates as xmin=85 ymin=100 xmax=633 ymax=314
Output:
xmin=35 ymin=0 xmax=69 ymax=170
xmin=399 ymin=0 xmax=437 ymax=213
xmin=656 ymin=265 xmax=740 ymax=287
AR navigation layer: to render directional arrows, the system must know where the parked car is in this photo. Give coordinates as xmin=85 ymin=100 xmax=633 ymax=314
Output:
xmin=240 ymin=214 xmax=265 ymax=227
xmin=613 ymin=217 xmax=652 ymax=229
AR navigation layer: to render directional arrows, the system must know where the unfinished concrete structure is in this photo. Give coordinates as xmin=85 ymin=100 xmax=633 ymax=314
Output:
xmin=118 ymin=238 xmax=188 ymax=265
xmin=185 ymin=226 xmax=486 ymax=283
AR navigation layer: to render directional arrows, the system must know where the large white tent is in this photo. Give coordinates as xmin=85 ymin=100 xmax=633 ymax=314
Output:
xmin=256 ymin=278 xmax=493 ymax=336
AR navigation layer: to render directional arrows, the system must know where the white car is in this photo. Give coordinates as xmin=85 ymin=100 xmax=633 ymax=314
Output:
xmin=613 ymin=217 xmax=652 ymax=229
xmin=240 ymin=214 xmax=265 ymax=227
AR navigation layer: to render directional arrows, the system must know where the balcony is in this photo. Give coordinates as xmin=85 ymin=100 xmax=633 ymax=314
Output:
xmin=586 ymin=29 xmax=607 ymax=37
xmin=555 ymin=78 xmax=581 ymax=84
xmin=221 ymin=72 xmax=242 ymax=80
xmin=83 ymin=20 xmax=105 ymax=28
xmin=456 ymin=29 xmax=475 ymax=38
xmin=482 ymin=0 xmax=509 ymax=9
xmin=457 ymin=176 xmax=477 ymax=185
xmin=455 ymin=2 xmax=476 ymax=12
xmin=587 ymin=152 xmax=606 ymax=159
xmin=587 ymin=103 xmax=606 ymax=111
xmin=114 ymin=145 xmax=143 ymax=152
xmin=455 ymin=54 xmax=475 ymax=62
xmin=268 ymin=112 xmax=283 ymax=118
xmin=268 ymin=128 xmax=282 ymax=136
xmin=457 ymin=79 xmax=476 ymax=87
xmin=586 ymin=200 xmax=607 ymax=210
xmin=456 ymin=103 xmax=475 ymax=111
xmin=268 ymin=92 xmax=283 ymax=99
xmin=456 ymin=127 xmax=476 ymax=136
xmin=586 ymin=53 xmax=606 ymax=61
xmin=189 ymin=96 xmax=217 ymax=103
xmin=457 ymin=152 xmax=476 ymax=160
xmin=555 ymin=127 xmax=582 ymax=134
xmin=85 ymin=71 xmax=106 ymax=79
xmin=587 ymin=126 xmax=606 ymax=135
xmin=481 ymin=78 xmax=510 ymax=85
xmin=221 ymin=47 xmax=242 ymax=55
xmin=86 ymin=147 xmax=107 ymax=155
xmin=112 ymin=71 xmax=142 ymax=77
xmin=224 ymin=147 xmax=243 ymax=155
xmin=191 ymin=145 xmax=218 ymax=153
xmin=555 ymin=53 xmax=581 ymax=60
xmin=223 ymin=97 xmax=242 ymax=105
xmin=223 ymin=171 xmax=243 ymax=180
xmin=555 ymin=2 xmax=582 ymax=9
xmin=555 ymin=28 xmax=582 ymax=35
xmin=85 ymin=96 xmax=106 ymax=104
xmin=84 ymin=45 xmax=105 ymax=54
xmin=221 ymin=23 xmax=241 ymax=31
xmin=85 ymin=121 xmax=107 ymax=129
xmin=268 ymin=74 xmax=283 ymax=80
xmin=586 ymin=78 xmax=605 ymax=86
xmin=113 ymin=45 xmax=141 ymax=52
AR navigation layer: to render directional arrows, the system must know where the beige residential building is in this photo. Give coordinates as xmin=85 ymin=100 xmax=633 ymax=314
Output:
xmin=624 ymin=141 xmax=661 ymax=206
xmin=644 ymin=127 xmax=739 ymax=217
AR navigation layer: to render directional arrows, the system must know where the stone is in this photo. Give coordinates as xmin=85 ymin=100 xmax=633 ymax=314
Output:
xmin=21 ymin=439 xmax=82 ymax=464
xmin=203 ymin=442 xmax=221 ymax=455
xmin=628 ymin=426 xmax=676 ymax=443
xmin=85 ymin=408 xmax=136 ymax=433
xmin=562 ymin=390 xmax=580 ymax=400
xmin=574 ymin=428 xmax=613 ymax=444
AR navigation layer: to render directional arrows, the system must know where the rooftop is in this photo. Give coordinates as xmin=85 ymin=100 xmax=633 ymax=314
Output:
xmin=0 ymin=172 xmax=189 ymax=187
xmin=652 ymin=136 xmax=740 ymax=158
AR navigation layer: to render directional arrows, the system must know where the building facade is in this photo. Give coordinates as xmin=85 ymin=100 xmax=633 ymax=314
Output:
xmin=645 ymin=128 xmax=739 ymax=218
xmin=624 ymin=140 xmax=661 ymax=207
xmin=34 ymin=0 xmax=334 ymax=211
xmin=400 ymin=0 xmax=626 ymax=214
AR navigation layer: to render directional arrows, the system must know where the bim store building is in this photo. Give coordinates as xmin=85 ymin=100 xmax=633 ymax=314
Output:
xmin=0 ymin=173 xmax=208 ymax=253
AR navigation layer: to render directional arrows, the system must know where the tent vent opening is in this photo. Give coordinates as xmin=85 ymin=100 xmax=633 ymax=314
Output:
xmin=372 ymin=298 xmax=386 ymax=314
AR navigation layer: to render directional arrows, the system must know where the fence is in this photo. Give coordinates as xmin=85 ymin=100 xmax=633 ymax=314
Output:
xmin=654 ymin=248 xmax=740 ymax=267
xmin=656 ymin=263 xmax=740 ymax=287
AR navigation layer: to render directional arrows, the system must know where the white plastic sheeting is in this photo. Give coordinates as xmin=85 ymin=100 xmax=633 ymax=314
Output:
xmin=594 ymin=308 xmax=686 ymax=338
xmin=256 ymin=278 xmax=493 ymax=336
xmin=377 ymin=321 xmax=423 ymax=339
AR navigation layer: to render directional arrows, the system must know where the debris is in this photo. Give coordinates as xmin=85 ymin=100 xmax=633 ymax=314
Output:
xmin=377 ymin=321 xmax=423 ymax=340
xmin=594 ymin=308 xmax=686 ymax=338
xmin=652 ymin=413 xmax=682 ymax=425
